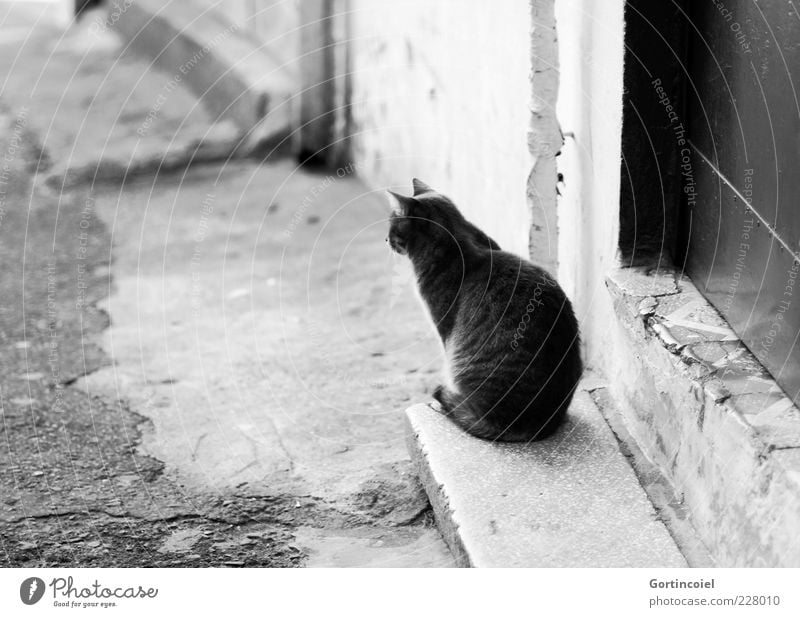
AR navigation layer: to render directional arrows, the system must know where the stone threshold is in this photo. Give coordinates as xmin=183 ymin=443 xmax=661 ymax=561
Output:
xmin=605 ymin=266 xmax=800 ymax=566
xmin=406 ymin=389 xmax=689 ymax=567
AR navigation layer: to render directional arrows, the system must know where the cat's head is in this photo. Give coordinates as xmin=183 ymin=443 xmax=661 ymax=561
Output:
xmin=386 ymin=179 xmax=500 ymax=257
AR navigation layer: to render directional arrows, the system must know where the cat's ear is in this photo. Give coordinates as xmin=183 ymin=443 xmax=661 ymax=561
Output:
xmin=387 ymin=190 xmax=416 ymax=215
xmin=412 ymin=178 xmax=433 ymax=196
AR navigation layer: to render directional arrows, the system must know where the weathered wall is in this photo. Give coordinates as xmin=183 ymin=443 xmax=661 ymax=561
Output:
xmin=205 ymin=1 xmax=559 ymax=263
xmin=555 ymin=0 xmax=627 ymax=367
xmin=344 ymin=0 xmax=535 ymax=258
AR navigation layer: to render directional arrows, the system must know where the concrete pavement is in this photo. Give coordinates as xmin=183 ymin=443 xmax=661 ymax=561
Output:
xmin=79 ymin=159 xmax=454 ymax=566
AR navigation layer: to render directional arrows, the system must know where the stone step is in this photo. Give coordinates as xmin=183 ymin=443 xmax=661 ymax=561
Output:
xmin=405 ymin=390 xmax=687 ymax=567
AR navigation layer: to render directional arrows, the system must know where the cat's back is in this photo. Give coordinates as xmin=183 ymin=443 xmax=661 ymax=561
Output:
xmin=458 ymin=247 xmax=579 ymax=355
xmin=466 ymin=248 xmax=567 ymax=307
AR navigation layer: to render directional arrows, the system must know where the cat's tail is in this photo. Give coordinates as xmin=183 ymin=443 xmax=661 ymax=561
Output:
xmin=432 ymin=386 xmax=557 ymax=442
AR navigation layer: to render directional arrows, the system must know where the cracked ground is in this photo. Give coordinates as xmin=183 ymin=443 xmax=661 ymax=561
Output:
xmin=0 ymin=5 xmax=453 ymax=567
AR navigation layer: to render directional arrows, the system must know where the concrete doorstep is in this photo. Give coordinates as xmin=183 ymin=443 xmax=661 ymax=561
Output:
xmin=406 ymin=390 xmax=687 ymax=567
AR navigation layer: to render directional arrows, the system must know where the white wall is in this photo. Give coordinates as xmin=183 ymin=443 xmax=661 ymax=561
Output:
xmin=212 ymin=1 xmax=553 ymax=262
xmin=345 ymin=0 xmax=533 ymax=257
xmin=555 ymin=0 xmax=626 ymax=367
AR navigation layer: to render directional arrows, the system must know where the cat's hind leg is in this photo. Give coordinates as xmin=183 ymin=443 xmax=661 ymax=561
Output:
xmin=430 ymin=385 xmax=505 ymax=441
xmin=431 ymin=385 xmax=447 ymax=413
xmin=431 ymin=385 xmax=558 ymax=442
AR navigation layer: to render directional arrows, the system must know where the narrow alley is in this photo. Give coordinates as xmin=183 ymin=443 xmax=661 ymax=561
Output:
xmin=0 ymin=3 xmax=453 ymax=567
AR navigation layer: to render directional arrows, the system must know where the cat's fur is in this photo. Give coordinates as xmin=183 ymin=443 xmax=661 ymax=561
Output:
xmin=387 ymin=179 xmax=582 ymax=442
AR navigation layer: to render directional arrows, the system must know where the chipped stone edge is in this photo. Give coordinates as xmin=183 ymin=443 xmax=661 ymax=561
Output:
xmin=607 ymin=267 xmax=800 ymax=447
xmin=404 ymin=405 xmax=472 ymax=568
xmin=605 ymin=266 xmax=800 ymax=566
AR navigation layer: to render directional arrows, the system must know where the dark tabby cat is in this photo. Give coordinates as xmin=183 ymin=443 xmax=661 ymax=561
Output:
xmin=387 ymin=179 xmax=582 ymax=442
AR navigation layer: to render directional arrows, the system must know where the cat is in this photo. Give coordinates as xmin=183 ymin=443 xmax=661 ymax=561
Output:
xmin=387 ymin=178 xmax=582 ymax=442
